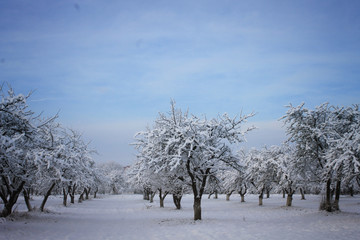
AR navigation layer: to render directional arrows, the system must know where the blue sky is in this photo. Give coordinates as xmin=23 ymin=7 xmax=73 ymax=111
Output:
xmin=1 ymin=0 xmax=360 ymax=165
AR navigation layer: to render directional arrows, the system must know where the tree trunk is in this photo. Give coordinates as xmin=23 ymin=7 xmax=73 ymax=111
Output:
xmin=349 ymin=185 xmax=354 ymax=197
xmin=226 ymin=191 xmax=234 ymax=201
xmin=286 ymin=190 xmax=295 ymax=207
xmin=193 ymin=197 xmax=202 ymax=220
xmin=70 ymin=183 xmax=76 ymax=204
xmin=78 ymin=189 xmax=85 ymax=203
xmin=300 ymin=188 xmax=306 ymax=200
xmin=23 ymin=188 xmax=32 ymax=212
xmin=258 ymin=188 xmax=264 ymax=206
xmin=333 ymin=179 xmax=341 ymax=211
xmin=63 ymin=187 xmax=68 ymax=207
xmin=94 ymin=187 xmax=98 ymax=198
xmin=214 ymin=190 xmax=218 ymax=199
xmin=0 ymin=181 xmax=25 ymax=218
xmin=149 ymin=191 xmax=155 ymax=203
xmin=239 ymin=186 xmax=247 ymax=203
xmin=240 ymin=194 xmax=245 ymax=202
xmin=143 ymin=188 xmax=150 ymax=200
xmin=158 ymin=189 xmax=168 ymax=208
xmin=70 ymin=194 xmax=75 ymax=204
xmin=159 ymin=197 xmax=164 ymax=208
xmin=325 ymin=178 xmax=332 ymax=212
xmin=40 ymin=182 xmax=56 ymax=212
xmin=85 ymin=187 xmax=90 ymax=200
xmin=172 ymin=194 xmax=182 ymax=209
xmin=282 ymin=189 xmax=286 ymax=198
xmin=266 ymin=189 xmax=270 ymax=198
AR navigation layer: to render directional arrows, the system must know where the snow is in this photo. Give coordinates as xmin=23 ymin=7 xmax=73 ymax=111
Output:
xmin=1 ymin=194 xmax=360 ymax=240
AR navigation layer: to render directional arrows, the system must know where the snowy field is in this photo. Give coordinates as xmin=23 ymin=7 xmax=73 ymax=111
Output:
xmin=1 ymin=194 xmax=360 ymax=240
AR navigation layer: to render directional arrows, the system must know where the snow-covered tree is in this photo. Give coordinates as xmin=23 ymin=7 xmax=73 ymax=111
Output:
xmin=0 ymin=85 xmax=57 ymax=216
xmin=268 ymin=144 xmax=308 ymax=206
xmin=280 ymin=102 xmax=360 ymax=211
xmin=281 ymin=103 xmax=334 ymax=210
xmin=245 ymin=147 xmax=279 ymax=206
xmin=220 ymin=166 xmax=247 ymax=202
xmin=98 ymin=161 xmax=128 ymax=195
xmin=134 ymin=101 xmax=254 ymax=220
xmin=325 ymin=105 xmax=360 ymax=209
xmin=132 ymin=118 xmax=189 ymax=208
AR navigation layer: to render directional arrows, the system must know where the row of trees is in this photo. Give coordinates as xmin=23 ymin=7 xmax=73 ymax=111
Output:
xmin=130 ymin=101 xmax=360 ymax=220
xmin=0 ymin=85 xmax=127 ymax=217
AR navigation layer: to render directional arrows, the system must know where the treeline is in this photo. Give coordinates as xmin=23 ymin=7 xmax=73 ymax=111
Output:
xmin=129 ymin=101 xmax=360 ymax=220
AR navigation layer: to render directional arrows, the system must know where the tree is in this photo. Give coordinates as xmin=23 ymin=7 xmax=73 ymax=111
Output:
xmin=0 ymin=85 xmax=56 ymax=217
xmin=134 ymin=101 xmax=254 ymax=220
xmin=269 ymin=144 xmax=304 ymax=207
xmin=325 ymin=105 xmax=360 ymax=209
xmin=281 ymin=103 xmax=338 ymax=211
xmin=132 ymin=121 xmax=189 ymax=208
xmin=220 ymin=167 xmax=247 ymax=202
xmin=245 ymin=147 xmax=278 ymax=206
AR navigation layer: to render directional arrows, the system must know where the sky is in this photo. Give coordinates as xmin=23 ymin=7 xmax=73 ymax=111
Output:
xmin=1 ymin=0 xmax=360 ymax=165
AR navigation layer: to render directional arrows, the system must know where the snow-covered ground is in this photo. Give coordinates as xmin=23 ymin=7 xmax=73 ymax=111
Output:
xmin=1 ymin=194 xmax=359 ymax=240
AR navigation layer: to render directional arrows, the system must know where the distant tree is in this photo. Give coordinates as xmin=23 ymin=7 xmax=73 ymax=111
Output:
xmin=98 ymin=161 xmax=127 ymax=195
xmin=220 ymin=166 xmax=247 ymax=202
xmin=206 ymin=175 xmax=221 ymax=199
xmin=245 ymin=147 xmax=279 ymax=206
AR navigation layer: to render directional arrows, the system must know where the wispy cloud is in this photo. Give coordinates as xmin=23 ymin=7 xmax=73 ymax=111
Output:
xmin=1 ymin=0 xmax=360 ymax=163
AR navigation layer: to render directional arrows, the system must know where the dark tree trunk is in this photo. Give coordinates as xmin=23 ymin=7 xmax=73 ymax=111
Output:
xmin=70 ymin=183 xmax=76 ymax=204
xmin=172 ymin=194 xmax=182 ymax=209
xmin=40 ymin=182 xmax=56 ymax=212
xmin=143 ymin=188 xmax=150 ymax=200
xmin=193 ymin=197 xmax=201 ymax=220
xmin=325 ymin=178 xmax=332 ymax=212
xmin=158 ymin=189 xmax=168 ymax=208
xmin=63 ymin=187 xmax=68 ymax=207
xmin=78 ymin=189 xmax=85 ymax=203
xmin=84 ymin=187 xmax=90 ymax=200
xmin=286 ymin=194 xmax=293 ymax=207
xmin=186 ymin=158 xmax=209 ymax=221
xmin=282 ymin=189 xmax=286 ymax=198
xmin=266 ymin=187 xmax=272 ymax=198
xmin=0 ymin=180 xmax=25 ymax=218
xmin=333 ymin=179 xmax=341 ymax=211
xmin=349 ymin=185 xmax=354 ymax=197
xmin=300 ymin=188 xmax=306 ymax=200
xmin=286 ymin=189 xmax=295 ymax=207
xmin=94 ymin=187 xmax=98 ymax=198
xmin=23 ymin=188 xmax=32 ymax=212
xmin=214 ymin=190 xmax=218 ymax=199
